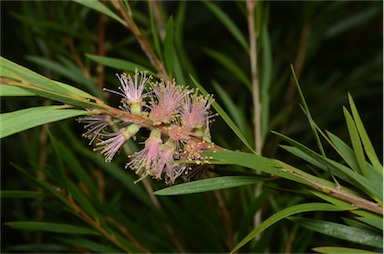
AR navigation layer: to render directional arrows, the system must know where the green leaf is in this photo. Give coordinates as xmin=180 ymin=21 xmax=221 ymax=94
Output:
xmin=1 ymin=57 xmax=96 ymax=100
xmin=212 ymin=81 xmax=251 ymax=142
xmin=86 ymin=54 xmax=155 ymax=76
xmin=343 ymin=107 xmax=368 ymax=176
xmin=5 ymin=221 xmax=99 ymax=235
xmin=205 ymin=48 xmax=251 ymax=90
xmin=313 ymin=246 xmax=377 ymax=254
xmin=289 ymin=217 xmax=383 ymax=248
xmin=290 ymin=65 xmax=325 ymax=156
xmin=0 ymin=106 xmax=87 ymax=138
xmin=230 ymin=203 xmax=344 ymax=253
xmin=72 ymin=0 xmax=125 ymax=26
xmin=148 ymin=1 xmax=162 ymax=60
xmin=260 ymin=21 xmax=272 ymax=141
xmin=274 ymin=131 xmax=382 ymax=201
xmin=203 ymin=1 xmax=248 ymax=51
xmin=1 ymin=57 xmax=104 ymax=108
xmin=0 ymin=84 xmax=35 ymax=96
xmin=348 ymin=93 xmax=382 ymax=172
xmin=205 ymin=150 xmax=322 ymax=187
xmin=190 ymin=75 xmax=255 ymax=153
xmin=326 ymin=130 xmax=360 ymax=172
xmin=326 ymin=131 xmax=383 ymax=193
xmin=356 ymin=217 xmax=383 ymax=231
xmin=57 ymin=237 xmax=122 ymax=253
xmin=11 ymin=163 xmax=72 ymax=208
xmin=163 ymin=17 xmax=174 ymax=76
xmin=27 ymin=55 xmax=102 ymax=98
xmin=0 ymin=190 xmax=46 ymax=199
xmin=154 ymin=176 xmax=265 ymax=195
xmin=310 ymin=190 xmax=382 ymax=219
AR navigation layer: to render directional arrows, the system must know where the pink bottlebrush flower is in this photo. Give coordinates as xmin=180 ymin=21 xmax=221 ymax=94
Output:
xmin=178 ymin=139 xmax=211 ymax=181
xmin=157 ymin=140 xmax=184 ymax=184
xmin=167 ymin=124 xmax=189 ymax=148
xmin=181 ymin=93 xmax=215 ymax=132
xmin=96 ymin=124 xmax=140 ymax=162
xmin=149 ymin=81 xmax=191 ymax=125
xmin=127 ymin=129 xmax=163 ymax=176
xmin=105 ymin=70 xmax=150 ymax=114
xmin=78 ymin=114 xmax=114 ymax=145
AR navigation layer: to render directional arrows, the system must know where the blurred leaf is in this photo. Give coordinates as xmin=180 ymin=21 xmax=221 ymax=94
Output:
xmin=231 ymin=203 xmax=345 ymax=253
xmin=7 ymin=244 xmax=72 ymax=252
xmin=172 ymin=52 xmax=186 ymax=85
xmin=67 ymin=181 xmax=100 ymax=220
xmin=86 ymin=54 xmax=155 ymax=76
xmin=72 ymin=0 xmax=125 ymax=26
xmin=0 ymin=84 xmax=35 ymax=96
xmin=0 ymin=106 xmax=87 ymax=138
xmin=212 ymin=80 xmax=252 ymax=142
xmin=289 ymin=217 xmax=383 ymax=248
xmin=313 ymin=246 xmax=377 ymax=254
xmin=343 ymin=107 xmax=368 ymax=176
xmin=203 ymin=1 xmax=248 ymax=51
xmin=148 ymin=2 xmax=162 ymax=60
xmin=154 ymin=176 xmax=265 ymax=195
xmin=190 ymin=75 xmax=255 ymax=153
xmin=6 ymin=221 xmax=100 ymax=235
xmin=356 ymin=217 xmax=383 ymax=231
xmin=1 ymin=190 xmax=46 ymax=199
xmin=163 ymin=17 xmax=174 ymax=77
xmin=57 ymin=237 xmax=121 ymax=253
xmin=348 ymin=93 xmax=382 ymax=172
xmin=205 ymin=48 xmax=251 ymax=90
xmin=326 ymin=6 xmax=381 ymax=38
xmin=27 ymin=55 xmax=102 ymax=98
xmin=260 ymin=20 xmax=272 ymax=141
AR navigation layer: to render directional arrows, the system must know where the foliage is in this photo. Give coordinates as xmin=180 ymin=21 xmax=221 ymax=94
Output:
xmin=1 ymin=1 xmax=382 ymax=253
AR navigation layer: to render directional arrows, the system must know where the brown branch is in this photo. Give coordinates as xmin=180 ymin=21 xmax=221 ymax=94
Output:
xmin=105 ymin=216 xmax=151 ymax=253
xmin=67 ymin=38 xmax=91 ymax=79
xmin=64 ymin=193 xmax=133 ymax=253
xmin=98 ymin=106 xmax=227 ymax=152
xmin=288 ymin=169 xmax=383 ymax=215
xmin=97 ymin=11 xmax=107 ymax=90
xmin=110 ymin=0 xmax=168 ymax=81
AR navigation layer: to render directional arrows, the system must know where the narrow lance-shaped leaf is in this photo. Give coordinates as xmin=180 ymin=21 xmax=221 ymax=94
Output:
xmin=205 ymin=48 xmax=251 ymax=90
xmin=163 ymin=17 xmax=174 ymax=77
xmin=5 ymin=221 xmax=99 ymax=235
xmin=230 ymin=203 xmax=345 ymax=253
xmin=203 ymin=1 xmax=248 ymax=51
xmin=312 ymin=246 xmax=377 ymax=254
xmin=289 ymin=217 xmax=383 ymax=248
xmin=0 ymin=84 xmax=35 ymax=96
xmin=348 ymin=93 xmax=382 ymax=172
xmin=86 ymin=54 xmax=156 ymax=76
xmin=72 ymin=0 xmax=125 ymax=26
xmin=343 ymin=107 xmax=368 ymax=177
xmin=154 ymin=176 xmax=266 ymax=195
xmin=0 ymin=105 xmax=88 ymax=138
xmin=290 ymin=64 xmax=325 ymax=156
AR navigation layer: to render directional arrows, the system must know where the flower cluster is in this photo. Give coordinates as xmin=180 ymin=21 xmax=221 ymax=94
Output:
xmin=79 ymin=70 xmax=215 ymax=184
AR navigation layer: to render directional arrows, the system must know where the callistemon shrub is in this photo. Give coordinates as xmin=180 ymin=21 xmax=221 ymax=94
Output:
xmin=79 ymin=70 xmax=216 ymax=184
